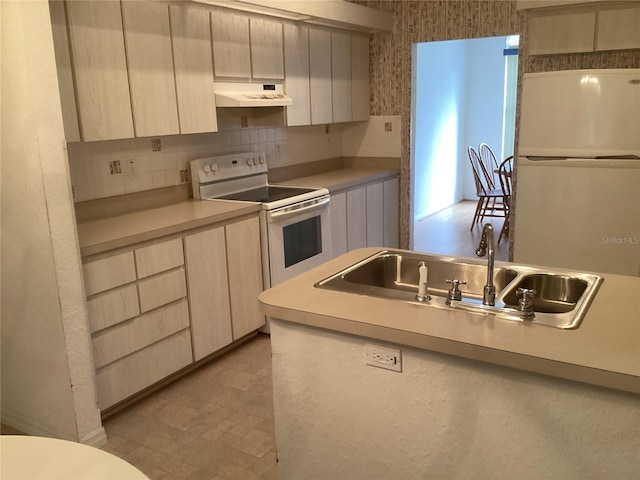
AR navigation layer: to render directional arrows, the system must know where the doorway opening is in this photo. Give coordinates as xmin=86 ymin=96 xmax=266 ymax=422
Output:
xmin=409 ymin=35 xmax=519 ymax=260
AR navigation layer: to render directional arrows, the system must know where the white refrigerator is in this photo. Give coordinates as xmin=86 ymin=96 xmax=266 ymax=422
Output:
xmin=513 ymin=69 xmax=640 ymax=276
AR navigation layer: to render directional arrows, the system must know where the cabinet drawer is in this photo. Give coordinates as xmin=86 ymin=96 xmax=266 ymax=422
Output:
xmin=135 ymin=237 xmax=184 ymax=278
xmin=92 ymin=300 xmax=190 ymax=369
xmin=86 ymin=284 xmax=140 ymax=333
xmin=83 ymin=252 xmax=136 ymax=296
xmin=95 ymin=329 xmax=193 ymax=410
xmin=137 ymin=268 xmax=187 ymax=313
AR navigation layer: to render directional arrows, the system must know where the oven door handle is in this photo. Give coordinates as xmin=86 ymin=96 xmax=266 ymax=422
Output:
xmin=268 ymin=197 xmax=330 ymax=222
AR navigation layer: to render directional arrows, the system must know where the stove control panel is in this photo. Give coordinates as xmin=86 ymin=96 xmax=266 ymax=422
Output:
xmin=190 ymin=152 xmax=267 ymax=199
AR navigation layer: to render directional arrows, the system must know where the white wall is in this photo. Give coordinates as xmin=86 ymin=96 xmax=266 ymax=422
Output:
xmin=271 ymin=319 xmax=640 ymax=480
xmin=0 ymin=0 xmax=105 ymax=445
xmin=413 ymin=39 xmax=467 ymax=221
xmin=412 ymin=36 xmax=508 ymax=221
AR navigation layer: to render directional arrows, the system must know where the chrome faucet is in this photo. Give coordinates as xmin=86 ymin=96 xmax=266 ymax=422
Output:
xmin=476 ymin=223 xmax=496 ymax=306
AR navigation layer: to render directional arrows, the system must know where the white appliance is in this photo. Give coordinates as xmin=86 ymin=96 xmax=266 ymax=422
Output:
xmin=513 ymin=69 xmax=640 ymax=276
xmin=214 ymin=82 xmax=292 ymax=107
xmin=190 ymin=152 xmax=332 ymax=329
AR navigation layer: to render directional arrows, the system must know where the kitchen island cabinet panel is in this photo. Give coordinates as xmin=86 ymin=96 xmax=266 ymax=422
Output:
xmin=528 ymin=11 xmax=596 ymax=55
xmin=86 ymin=285 xmax=140 ymax=334
xmin=92 ymin=300 xmax=190 ymax=369
xmin=309 ymin=28 xmax=333 ymax=125
xmin=211 ymin=10 xmax=251 ymax=79
xmin=121 ymin=1 xmax=180 ymax=137
xmin=284 ymin=24 xmax=311 ymax=127
xmin=226 ymin=217 xmax=265 ymax=339
xmin=137 ymin=268 xmax=187 ymax=313
xmin=169 ymin=5 xmax=218 ymax=134
xmin=184 ymin=226 xmax=233 ymax=361
xmin=134 ymin=237 xmax=184 ymax=279
xmin=331 ymin=32 xmax=352 ymax=123
xmin=65 ymin=0 xmax=134 ymax=141
xmin=95 ymin=329 xmax=193 ymax=410
xmin=82 ymin=251 xmax=136 ymax=296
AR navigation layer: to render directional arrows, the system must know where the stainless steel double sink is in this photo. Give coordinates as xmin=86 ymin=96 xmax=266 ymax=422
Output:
xmin=315 ymin=250 xmax=603 ymax=329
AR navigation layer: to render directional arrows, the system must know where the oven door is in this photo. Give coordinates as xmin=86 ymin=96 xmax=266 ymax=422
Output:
xmin=264 ymin=195 xmax=332 ymax=287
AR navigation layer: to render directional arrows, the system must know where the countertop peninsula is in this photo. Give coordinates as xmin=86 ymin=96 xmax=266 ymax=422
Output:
xmin=259 ymin=247 xmax=640 ymax=394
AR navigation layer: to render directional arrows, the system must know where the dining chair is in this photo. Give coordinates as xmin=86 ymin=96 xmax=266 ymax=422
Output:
xmin=468 ymin=146 xmax=507 ymax=230
xmin=496 ymin=155 xmax=514 ymax=243
xmin=479 ymin=143 xmax=500 ymax=189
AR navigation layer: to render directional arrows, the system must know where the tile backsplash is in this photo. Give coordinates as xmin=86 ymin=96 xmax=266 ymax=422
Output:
xmin=68 ymin=114 xmax=342 ymax=202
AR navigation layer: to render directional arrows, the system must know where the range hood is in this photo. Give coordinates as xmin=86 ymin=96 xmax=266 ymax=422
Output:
xmin=214 ymin=82 xmax=293 ymax=107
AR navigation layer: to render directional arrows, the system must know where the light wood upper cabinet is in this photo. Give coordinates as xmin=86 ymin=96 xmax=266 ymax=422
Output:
xmin=309 ymin=28 xmax=333 ymax=125
xmin=351 ymin=34 xmax=370 ymax=122
xmin=169 ymin=5 xmax=218 ymax=134
xmin=211 ymin=10 xmax=252 ymax=79
xmin=250 ymin=17 xmax=285 ymax=79
xmin=65 ymin=0 xmax=134 ymax=142
xmin=121 ymin=1 xmax=180 ymax=137
xmin=528 ymin=11 xmax=596 ymax=55
xmin=596 ymin=5 xmax=640 ymax=51
xmin=331 ymin=32 xmax=352 ymax=123
xmin=284 ymin=24 xmax=311 ymax=126
xmin=226 ymin=217 xmax=264 ymax=339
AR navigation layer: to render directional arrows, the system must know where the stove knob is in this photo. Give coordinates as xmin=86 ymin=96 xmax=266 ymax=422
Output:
xmin=246 ymin=158 xmax=253 ymax=166
xmin=203 ymin=164 xmax=211 ymax=173
xmin=259 ymin=156 xmax=265 ymax=165
xmin=211 ymin=164 xmax=218 ymax=174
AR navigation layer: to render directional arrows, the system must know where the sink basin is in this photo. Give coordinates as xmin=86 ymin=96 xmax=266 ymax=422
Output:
xmin=319 ymin=251 xmax=518 ymax=301
xmin=315 ymin=250 xmax=603 ymax=329
xmin=502 ymin=274 xmax=588 ymax=314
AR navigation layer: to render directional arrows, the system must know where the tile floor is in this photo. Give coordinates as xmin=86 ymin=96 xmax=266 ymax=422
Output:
xmin=100 ymin=334 xmax=276 ymax=480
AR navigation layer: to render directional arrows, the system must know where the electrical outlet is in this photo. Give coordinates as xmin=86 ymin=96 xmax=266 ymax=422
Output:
xmin=385 ymin=122 xmax=393 ymax=132
xmin=365 ymin=344 xmax=402 ymax=372
xmin=151 ymin=138 xmax=162 ymax=152
xmin=179 ymin=169 xmax=189 ymax=183
xmin=109 ymin=160 xmax=122 ymax=175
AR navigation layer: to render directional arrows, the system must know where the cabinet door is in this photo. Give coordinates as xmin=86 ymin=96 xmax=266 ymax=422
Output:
xmin=347 ymin=187 xmax=367 ymax=251
xmin=184 ymin=226 xmax=233 ymax=361
xmin=309 ymin=28 xmax=332 ymax=125
xmin=226 ymin=217 xmax=264 ymax=339
xmin=284 ymin=24 xmax=311 ymax=126
xmin=383 ymin=178 xmax=399 ymax=248
xmin=121 ymin=1 xmax=180 ymax=137
xmin=366 ymin=182 xmax=384 ymax=247
xmin=169 ymin=5 xmax=218 ymax=134
xmin=330 ymin=192 xmax=348 ymax=258
xmin=528 ymin=11 xmax=596 ymax=55
xmin=211 ymin=10 xmax=251 ymax=79
xmin=250 ymin=17 xmax=284 ymax=79
xmin=65 ymin=0 xmax=134 ymax=141
xmin=331 ymin=32 xmax=352 ymax=123
xmin=596 ymin=6 xmax=640 ymax=51
xmin=351 ymin=34 xmax=370 ymax=122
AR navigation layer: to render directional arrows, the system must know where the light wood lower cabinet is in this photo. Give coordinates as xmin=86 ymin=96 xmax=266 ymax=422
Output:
xmin=330 ymin=176 xmax=399 ymax=258
xmin=95 ymin=330 xmax=193 ymax=410
xmin=183 ymin=226 xmax=233 ymax=361
xmin=184 ymin=216 xmax=264 ymax=361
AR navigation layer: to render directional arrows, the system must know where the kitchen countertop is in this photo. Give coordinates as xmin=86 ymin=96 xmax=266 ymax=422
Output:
xmin=259 ymin=247 xmax=640 ymax=394
xmin=276 ymin=167 xmax=398 ymax=193
xmin=77 ymin=200 xmax=260 ymax=257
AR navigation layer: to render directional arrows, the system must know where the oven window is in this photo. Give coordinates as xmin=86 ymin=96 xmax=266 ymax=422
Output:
xmin=283 ymin=215 xmax=322 ymax=268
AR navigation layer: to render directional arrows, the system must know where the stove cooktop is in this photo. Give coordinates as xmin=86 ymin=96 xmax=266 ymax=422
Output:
xmin=220 ymin=185 xmax=317 ymax=203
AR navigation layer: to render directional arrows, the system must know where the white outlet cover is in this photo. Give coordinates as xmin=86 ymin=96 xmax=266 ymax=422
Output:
xmin=365 ymin=343 xmax=402 ymax=373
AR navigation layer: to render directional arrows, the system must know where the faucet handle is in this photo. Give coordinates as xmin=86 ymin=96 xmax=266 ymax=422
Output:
xmin=516 ymin=288 xmax=537 ymax=319
xmin=445 ymin=279 xmax=467 ymax=303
